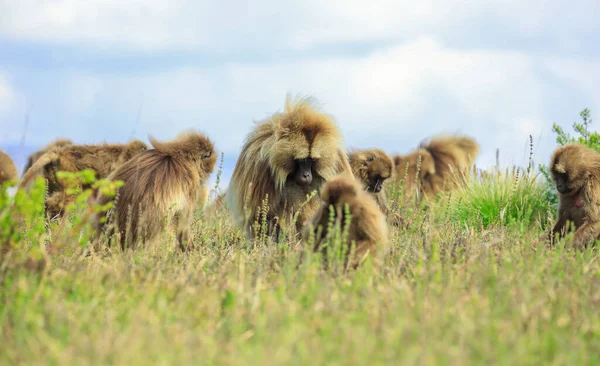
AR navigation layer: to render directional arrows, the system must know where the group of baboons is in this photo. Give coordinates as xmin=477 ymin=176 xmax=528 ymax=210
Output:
xmin=0 ymin=95 xmax=598 ymax=266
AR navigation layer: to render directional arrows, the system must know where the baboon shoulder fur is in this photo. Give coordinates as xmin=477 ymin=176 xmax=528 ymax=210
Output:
xmin=19 ymin=140 xmax=148 ymax=191
xmin=24 ymin=138 xmax=73 ymax=173
xmin=96 ymin=131 xmax=217 ymax=249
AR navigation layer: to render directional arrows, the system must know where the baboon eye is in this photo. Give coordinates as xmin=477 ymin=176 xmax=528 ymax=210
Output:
xmin=367 ymin=155 xmax=375 ymax=162
xmin=202 ymin=151 xmax=212 ymax=159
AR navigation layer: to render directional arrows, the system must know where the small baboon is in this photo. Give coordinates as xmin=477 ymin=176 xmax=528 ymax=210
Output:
xmin=226 ymin=95 xmax=354 ymax=239
xmin=19 ymin=140 xmax=148 ymax=217
xmin=24 ymin=138 xmax=73 ymax=173
xmin=0 ymin=149 xmax=18 ymax=186
xmin=549 ymin=143 xmax=600 ymax=249
xmin=301 ymin=174 xmax=388 ymax=269
xmin=94 ymin=131 xmax=217 ymax=250
xmin=393 ymin=134 xmax=479 ymax=199
xmin=349 ymin=148 xmax=402 ymax=226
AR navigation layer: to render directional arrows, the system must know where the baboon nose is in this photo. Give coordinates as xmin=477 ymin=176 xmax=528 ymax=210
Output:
xmin=296 ymin=172 xmax=312 ymax=186
xmin=373 ymin=180 xmax=382 ymax=193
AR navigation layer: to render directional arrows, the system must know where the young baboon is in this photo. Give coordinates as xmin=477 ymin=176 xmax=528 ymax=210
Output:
xmin=19 ymin=140 xmax=148 ymax=218
xmin=0 ymin=149 xmax=18 ymax=185
xmin=301 ymin=174 xmax=388 ymax=269
xmin=349 ymin=148 xmax=403 ymax=226
xmin=393 ymin=134 xmax=479 ymax=199
xmin=549 ymin=143 xmax=600 ymax=249
xmin=226 ymin=95 xmax=354 ymax=239
xmin=94 ymin=131 xmax=217 ymax=250
xmin=24 ymin=138 xmax=73 ymax=173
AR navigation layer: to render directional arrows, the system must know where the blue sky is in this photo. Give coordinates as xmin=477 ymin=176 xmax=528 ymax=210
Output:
xmin=1 ymin=0 xmax=599 ymax=189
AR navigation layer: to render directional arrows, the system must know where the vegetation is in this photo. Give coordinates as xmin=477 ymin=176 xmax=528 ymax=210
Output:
xmin=2 ymin=112 xmax=600 ymax=365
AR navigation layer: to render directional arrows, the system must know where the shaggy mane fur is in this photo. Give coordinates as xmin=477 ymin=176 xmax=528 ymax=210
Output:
xmin=226 ymin=95 xmax=353 ymax=238
xmin=394 ymin=134 xmax=479 ymax=198
xmin=95 ymin=131 xmax=216 ymax=248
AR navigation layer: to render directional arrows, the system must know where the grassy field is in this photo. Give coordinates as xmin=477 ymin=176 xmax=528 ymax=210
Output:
xmin=1 ymin=164 xmax=600 ymax=365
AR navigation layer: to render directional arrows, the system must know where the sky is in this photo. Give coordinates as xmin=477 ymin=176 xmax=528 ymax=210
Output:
xmin=1 ymin=0 xmax=599 ymax=190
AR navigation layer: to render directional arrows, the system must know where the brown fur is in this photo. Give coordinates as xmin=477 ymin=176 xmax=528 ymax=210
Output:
xmin=24 ymin=138 xmax=73 ymax=173
xmin=19 ymin=140 xmax=148 ymax=218
xmin=393 ymin=134 xmax=479 ymax=199
xmin=0 ymin=149 xmax=18 ymax=186
xmin=301 ymin=174 xmax=388 ymax=268
xmin=349 ymin=148 xmax=402 ymax=226
xmin=550 ymin=144 xmax=600 ymax=249
xmin=94 ymin=131 xmax=217 ymax=250
xmin=225 ymin=96 xmax=354 ymax=239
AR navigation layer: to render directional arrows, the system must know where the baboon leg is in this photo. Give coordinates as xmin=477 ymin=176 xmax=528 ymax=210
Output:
xmin=550 ymin=216 xmax=568 ymax=244
xmin=176 ymin=209 xmax=193 ymax=251
xmin=572 ymin=221 xmax=600 ymax=249
xmin=348 ymin=240 xmax=376 ymax=269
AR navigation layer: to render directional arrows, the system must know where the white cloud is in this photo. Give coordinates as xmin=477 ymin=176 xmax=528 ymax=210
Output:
xmin=2 ymin=37 xmax=556 ymax=173
xmin=0 ymin=0 xmax=596 ymax=51
xmin=544 ymin=58 xmax=600 ymax=114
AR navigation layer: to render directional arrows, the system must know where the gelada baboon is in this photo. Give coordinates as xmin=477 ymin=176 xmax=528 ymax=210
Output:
xmin=301 ymin=174 xmax=388 ymax=269
xmin=0 ymin=149 xmax=18 ymax=186
xmin=19 ymin=140 xmax=148 ymax=218
xmin=349 ymin=148 xmax=402 ymax=226
xmin=226 ymin=95 xmax=354 ymax=239
xmin=24 ymin=138 xmax=73 ymax=173
xmin=94 ymin=131 xmax=216 ymax=250
xmin=549 ymin=143 xmax=600 ymax=249
xmin=393 ymin=134 xmax=479 ymax=199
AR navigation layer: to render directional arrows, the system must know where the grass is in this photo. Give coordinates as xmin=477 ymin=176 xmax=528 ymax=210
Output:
xmin=434 ymin=166 xmax=551 ymax=231
xmin=1 ymin=168 xmax=600 ymax=365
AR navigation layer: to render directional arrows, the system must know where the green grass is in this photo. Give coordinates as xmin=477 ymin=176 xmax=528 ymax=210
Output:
xmin=435 ymin=167 xmax=552 ymax=231
xmin=1 ymin=170 xmax=600 ymax=365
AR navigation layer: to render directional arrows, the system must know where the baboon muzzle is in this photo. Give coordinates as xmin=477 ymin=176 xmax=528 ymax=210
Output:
xmin=294 ymin=158 xmax=313 ymax=186
xmin=371 ymin=177 xmax=383 ymax=193
xmin=556 ymin=176 xmax=571 ymax=194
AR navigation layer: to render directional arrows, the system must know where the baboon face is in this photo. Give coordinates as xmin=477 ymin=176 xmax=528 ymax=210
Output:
xmin=551 ymin=144 xmax=593 ymax=195
xmin=271 ymin=119 xmax=339 ymax=189
xmin=350 ymin=149 xmax=394 ymax=193
xmin=198 ymin=139 xmax=217 ymax=174
xmin=292 ymin=158 xmax=314 ymax=185
xmin=129 ymin=140 xmax=149 ymax=155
